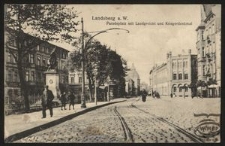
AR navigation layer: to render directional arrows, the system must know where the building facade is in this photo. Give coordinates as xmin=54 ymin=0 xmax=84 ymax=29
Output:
xmin=4 ymin=30 xmax=69 ymax=107
xmin=196 ymin=4 xmax=221 ymax=97
xmin=125 ymin=64 xmax=140 ymax=96
xmin=149 ymin=50 xmax=197 ymax=97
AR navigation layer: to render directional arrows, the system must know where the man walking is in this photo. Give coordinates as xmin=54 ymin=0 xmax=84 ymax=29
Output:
xmin=60 ymin=92 xmax=67 ymax=110
xmin=41 ymin=85 xmax=54 ymax=118
xmin=68 ymin=91 xmax=75 ymax=110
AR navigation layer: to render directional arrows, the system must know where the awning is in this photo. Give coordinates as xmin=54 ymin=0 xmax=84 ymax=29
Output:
xmin=197 ymin=86 xmax=207 ymax=90
xmin=99 ymin=85 xmax=107 ymax=89
xmin=208 ymin=84 xmax=219 ymax=88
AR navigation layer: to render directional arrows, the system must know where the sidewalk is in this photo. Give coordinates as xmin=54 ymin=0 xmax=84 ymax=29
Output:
xmin=4 ymin=98 xmax=126 ymax=142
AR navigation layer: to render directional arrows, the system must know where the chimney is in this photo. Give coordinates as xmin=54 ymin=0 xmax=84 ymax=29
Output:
xmin=188 ymin=49 xmax=191 ymax=54
xmin=169 ymin=51 xmax=172 ymax=57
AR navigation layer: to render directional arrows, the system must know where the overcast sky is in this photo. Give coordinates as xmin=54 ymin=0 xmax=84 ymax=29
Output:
xmin=54 ymin=4 xmax=201 ymax=85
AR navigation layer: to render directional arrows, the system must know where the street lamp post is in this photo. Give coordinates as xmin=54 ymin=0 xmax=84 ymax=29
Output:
xmin=94 ymin=75 xmax=97 ymax=105
xmin=80 ymin=17 xmax=86 ymax=108
xmin=80 ymin=17 xmax=129 ymax=108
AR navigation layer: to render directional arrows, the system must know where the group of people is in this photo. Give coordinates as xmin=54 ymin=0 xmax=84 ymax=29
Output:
xmin=59 ymin=91 xmax=75 ymax=110
xmin=41 ymin=85 xmax=76 ymax=119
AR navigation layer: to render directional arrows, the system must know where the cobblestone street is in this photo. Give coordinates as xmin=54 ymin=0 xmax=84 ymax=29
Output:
xmin=15 ymin=96 xmax=220 ymax=143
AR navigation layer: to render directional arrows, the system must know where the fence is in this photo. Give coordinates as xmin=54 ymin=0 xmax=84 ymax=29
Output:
xmin=5 ymin=94 xmax=42 ymax=115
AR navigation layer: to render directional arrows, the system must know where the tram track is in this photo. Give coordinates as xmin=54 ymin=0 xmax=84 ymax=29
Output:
xmin=130 ymin=103 xmax=204 ymax=143
xmin=113 ymin=106 xmax=134 ymax=143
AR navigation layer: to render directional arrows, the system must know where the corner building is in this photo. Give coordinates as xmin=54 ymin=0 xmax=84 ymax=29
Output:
xmin=149 ymin=50 xmax=197 ymax=97
xmin=4 ymin=30 xmax=69 ymax=108
xmin=195 ymin=4 xmax=221 ymax=97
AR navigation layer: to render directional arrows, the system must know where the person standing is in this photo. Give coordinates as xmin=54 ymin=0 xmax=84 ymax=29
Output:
xmin=68 ymin=91 xmax=75 ymax=110
xmin=60 ymin=92 xmax=67 ymax=110
xmin=41 ymin=85 xmax=54 ymax=118
xmin=141 ymin=89 xmax=147 ymax=102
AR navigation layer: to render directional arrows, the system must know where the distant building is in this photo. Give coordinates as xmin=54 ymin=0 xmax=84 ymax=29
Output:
xmin=195 ymin=4 xmax=221 ymax=97
xmin=4 ymin=30 xmax=69 ymax=107
xmin=149 ymin=50 xmax=198 ymax=97
xmin=68 ymin=69 xmax=89 ymax=103
xmin=125 ymin=64 xmax=140 ymax=96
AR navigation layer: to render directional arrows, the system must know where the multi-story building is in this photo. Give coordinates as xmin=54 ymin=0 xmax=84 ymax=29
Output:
xmin=68 ymin=69 xmax=89 ymax=103
xmin=196 ymin=4 xmax=221 ymax=97
xmin=4 ymin=30 xmax=69 ymax=107
xmin=149 ymin=50 xmax=198 ymax=97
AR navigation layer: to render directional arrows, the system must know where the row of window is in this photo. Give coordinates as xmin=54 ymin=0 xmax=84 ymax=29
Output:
xmin=70 ymin=76 xmax=84 ymax=84
xmin=199 ymin=45 xmax=216 ymax=58
xmin=172 ymin=60 xmax=188 ymax=69
xmin=202 ymin=63 xmax=215 ymax=76
xmin=6 ymin=70 xmax=42 ymax=83
xmin=197 ymin=23 xmax=215 ymax=42
xmin=6 ymin=70 xmax=18 ymax=82
xmin=173 ymin=73 xmax=188 ymax=80
xmin=173 ymin=87 xmax=188 ymax=92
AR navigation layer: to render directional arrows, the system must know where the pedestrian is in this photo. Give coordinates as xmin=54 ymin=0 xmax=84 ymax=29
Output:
xmin=41 ymin=85 xmax=54 ymax=118
xmin=141 ymin=89 xmax=147 ymax=102
xmin=170 ymin=93 xmax=173 ymax=98
xmin=173 ymin=93 xmax=176 ymax=98
xmin=68 ymin=91 xmax=75 ymax=110
xmin=60 ymin=92 xmax=67 ymax=110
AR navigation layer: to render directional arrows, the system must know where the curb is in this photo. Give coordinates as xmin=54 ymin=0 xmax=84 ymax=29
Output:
xmin=5 ymin=100 xmax=126 ymax=143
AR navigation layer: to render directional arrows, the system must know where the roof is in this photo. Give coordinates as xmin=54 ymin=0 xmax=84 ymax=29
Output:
xmin=126 ymin=63 xmax=140 ymax=80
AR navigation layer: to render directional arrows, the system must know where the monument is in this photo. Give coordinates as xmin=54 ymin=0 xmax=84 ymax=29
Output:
xmin=44 ymin=48 xmax=61 ymax=102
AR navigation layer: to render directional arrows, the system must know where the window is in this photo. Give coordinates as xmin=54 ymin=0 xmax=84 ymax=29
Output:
xmin=173 ymin=73 xmax=177 ymax=80
xmin=37 ymin=56 xmax=41 ymax=65
xmin=14 ymin=71 xmax=17 ymax=82
xmin=31 ymin=71 xmax=35 ymax=81
xmin=30 ymin=54 xmax=34 ymax=63
xmin=41 ymin=46 xmax=44 ymax=52
xmin=202 ymin=47 xmax=205 ymax=57
xmin=173 ymin=74 xmax=177 ymax=80
xmin=36 ymin=72 xmax=41 ymax=81
xmin=184 ymin=73 xmax=188 ymax=79
xmin=185 ymin=87 xmax=188 ymax=92
xmin=14 ymin=54 xmax=17 ymax=63
xmin=8 ymin=71 xmax=12 ymax=82
xmin=203 ymin=65 xmax=206 ymax=76
xmin=212 ymin=24 xmax=215 ymax=34
xmin=8 ymin=53 xmax=15 ymax=63
xmin=37 ymin=45 xmax=40 ymax=51
xmin=173 ymin=87 xmax=177 ymax=92
xmin=24 ymin=40 xmax=27 ymax=47
xmin=79 ymin=77 xmax=82 ymax=83
xmin=178 ymin=73 xmax=182 ymax=80
xmin=8 ymin=53 xmax=11 ymax=62
xmin=71 ymin=77 xmax=75 ymax=84
xmin=26 ymin=71 xmax=29 ymax=81
xmin=179 ymin=87 xmax=182 ymax=92
xmin=43 ymin=59 xmax=46 ymax=66
xmin=9 ymin=40 xmax=15 ymax=46
xmin=201 ymin=31 xmax=204 ymax=40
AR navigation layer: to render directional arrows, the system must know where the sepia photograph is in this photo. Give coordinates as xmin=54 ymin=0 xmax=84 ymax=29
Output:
xmin=4 ymin=4 xmax=221 ymax=143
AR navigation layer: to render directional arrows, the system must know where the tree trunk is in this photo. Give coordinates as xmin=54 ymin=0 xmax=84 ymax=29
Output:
xmin=88 ymin=77 xmax=93 ymax=101
xmin=17 ymin=61 xmax=30 ymax=112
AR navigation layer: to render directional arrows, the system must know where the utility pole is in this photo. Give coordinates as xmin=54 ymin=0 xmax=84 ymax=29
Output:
xmin=81 ymin=17 xmax=86 ymax=108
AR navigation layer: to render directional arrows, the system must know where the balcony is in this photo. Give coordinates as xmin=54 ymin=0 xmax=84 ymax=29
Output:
xmin=198 ymin=57 xmax=206 ymax=62
xmin=35 ymin=65 xmax=48 ymax=71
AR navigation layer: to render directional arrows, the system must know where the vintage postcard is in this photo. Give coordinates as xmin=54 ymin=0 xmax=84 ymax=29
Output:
xmin=4 ymin=4 xmax=221 ymax=143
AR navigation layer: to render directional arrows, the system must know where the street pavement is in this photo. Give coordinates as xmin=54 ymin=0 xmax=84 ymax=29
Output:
xmin=8 ymin=96 xmax=221 ymax=143
xmin=4 ymin=98 xmax=126 ymax=142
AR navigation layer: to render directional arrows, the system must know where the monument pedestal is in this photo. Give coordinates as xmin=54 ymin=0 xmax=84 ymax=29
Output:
xmin=44 ymin=70 xmax=60 ymax=100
